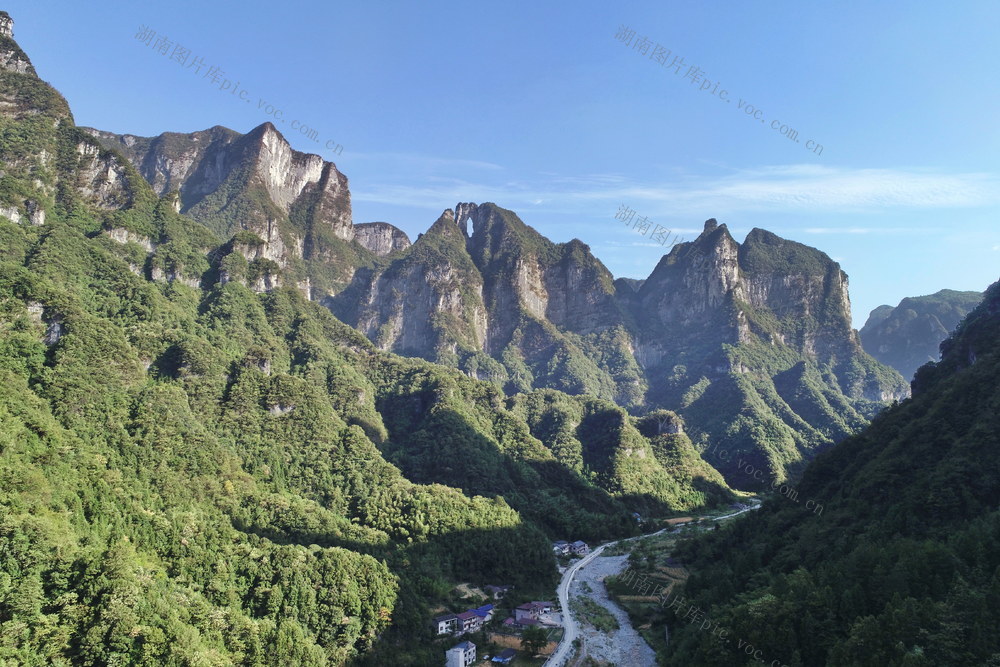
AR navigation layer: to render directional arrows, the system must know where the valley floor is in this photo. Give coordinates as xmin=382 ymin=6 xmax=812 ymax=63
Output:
xmin=547 ymin=502 xmax=760 ymax=666
xmin=567 ymin=554 xmax=658 ymax=666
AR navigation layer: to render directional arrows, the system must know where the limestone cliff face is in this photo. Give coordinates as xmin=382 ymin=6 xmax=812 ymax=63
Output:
xmin=631 ymin=220 xmax=908 ymax=486
xmin=86 ymin=123 xmax=353 ymax=243
xmin=71 ymin=140 xmax=139 ymax=210
xmin=634 ymin=221 xmax=744 ymax=370
xmin=336 ymin=210 xmax=488 ymax=360
xmin=635 ymin=221 xmax=901 ymax=385
xmin=0 ymin=13 xmax=34 ymax=75
xmin=84 ymin=125 xmax=241 ymax=202
xmin=86 ymin=122 xmax=358 ymax=299
xmin=466 ymin=203 xmax=626 ymax=334
xmin=330 ymin=202 xmax=639 ymax=402
xmin=739 ymin=228 xmax=856 ymax=362
xmin=353 ymin=222 xmax=410 ymax=256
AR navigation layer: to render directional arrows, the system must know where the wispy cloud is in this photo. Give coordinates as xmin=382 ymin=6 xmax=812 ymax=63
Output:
xmin=353 ymin=164 xmax=1000 ymax=218
xmin=348 ymin=151 xmax=504 ymax=172
xmin=803 ymin=226 xmax=947 ymax=235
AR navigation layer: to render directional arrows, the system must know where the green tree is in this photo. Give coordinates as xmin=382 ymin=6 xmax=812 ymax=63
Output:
xmin=521 ymin=626 xmax=548 ymax=656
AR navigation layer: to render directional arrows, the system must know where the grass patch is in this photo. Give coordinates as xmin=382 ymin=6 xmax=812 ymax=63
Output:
xmin=570 ymin=596 xmax=620 ymax=633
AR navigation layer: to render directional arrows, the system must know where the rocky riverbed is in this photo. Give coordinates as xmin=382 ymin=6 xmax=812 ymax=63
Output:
xmin=568 ymin=553 xmax=658 ymax=666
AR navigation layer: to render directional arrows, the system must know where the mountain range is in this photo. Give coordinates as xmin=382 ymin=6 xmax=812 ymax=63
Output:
xmin=0 ymin=14 xmax=736 ymax=663
xmin=82 ymin=125 xmax=909 ymax=490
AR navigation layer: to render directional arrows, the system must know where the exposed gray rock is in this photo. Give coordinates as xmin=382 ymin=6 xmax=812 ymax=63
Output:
xmin=0 ymin=14 xmax=34 ymax=76
xmin=353 ymin=222 xmax=410 ymax=256
xmin=73 ymin=139 xmax=137 ymax=210
xmin=106 ymin=227 xmax=155 ymax=253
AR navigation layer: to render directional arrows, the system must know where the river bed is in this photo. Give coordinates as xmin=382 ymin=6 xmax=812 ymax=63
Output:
xmin=567 ymin=553 xmax=658 ymax=666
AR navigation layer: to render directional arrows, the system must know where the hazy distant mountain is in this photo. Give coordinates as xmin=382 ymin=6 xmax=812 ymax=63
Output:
xmin=860 ymin=288 xmax=983 ymax=379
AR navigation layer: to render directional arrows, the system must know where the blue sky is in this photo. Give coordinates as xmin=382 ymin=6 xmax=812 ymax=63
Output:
xmin=8 ymin=0 xmax=999 ymax=325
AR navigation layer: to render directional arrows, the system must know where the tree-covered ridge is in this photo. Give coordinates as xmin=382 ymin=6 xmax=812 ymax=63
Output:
xmin=655 ymin=279 xmax=1000 ymax=666
xmin=860 ymin=288 xmax=984 ymax=380
xmin=509 ymin=391 xmax=733 ymax=513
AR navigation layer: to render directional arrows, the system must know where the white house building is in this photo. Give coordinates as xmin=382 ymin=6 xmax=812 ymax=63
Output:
xmin=446 ymin=640 xmax=476 ymax=667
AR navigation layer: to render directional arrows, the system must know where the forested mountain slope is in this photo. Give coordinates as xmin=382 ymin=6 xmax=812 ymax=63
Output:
xmin=659 ymin=279 xmax=1000 ymax=666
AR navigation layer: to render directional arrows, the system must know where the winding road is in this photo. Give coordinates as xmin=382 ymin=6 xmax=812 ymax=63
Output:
xmin=543 ymin=502 xmax=760 ymax=666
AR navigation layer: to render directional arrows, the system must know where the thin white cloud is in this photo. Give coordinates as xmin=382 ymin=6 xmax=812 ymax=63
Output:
xmin=353 ymin=164 xmax=1000 ymax=217
xmin=348 ymin=151 xmax=504 ymax=172
xmin=803 ymin=226 xmax=946 ymax=235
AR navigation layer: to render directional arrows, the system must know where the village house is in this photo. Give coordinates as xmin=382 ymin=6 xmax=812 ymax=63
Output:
xmin=504 ymin=615 xmax=540 ymax=630
xmin=514 ymin=601 xmax=553 ymax=622
xmin=472 ymin=604 xmax=494 ymax=622
xmin=455 ymin=610 xmax=483 ymax=634
xmin=433 ymin=613 xmax=458 ymax=635
xmin=570 ymin=540 xmax=590 ymax=555
xmin=445 ymin=640 xmax=476 ymax=667
xmin=552 ymin=540 xmax=570 ymax=555
xmin=433 ymin=603 xmax=493 ymax=636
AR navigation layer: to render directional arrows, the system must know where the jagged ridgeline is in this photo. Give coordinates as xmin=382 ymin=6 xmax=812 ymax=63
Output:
xmin=86 ymin=100 xmax=912 ymax=490
xmin=0 ymin=13 xmax=734 ymax=664
xmin=658 ymin=279 xmax=1000 ymax=666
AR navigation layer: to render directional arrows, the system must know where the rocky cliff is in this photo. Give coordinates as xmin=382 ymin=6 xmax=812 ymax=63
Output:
xmin=634 ymin=220 xmax=909 ymax=483
xmin=0 ymin=12 xmax=150 ymax=230
xmin=326 ymin=202 xmax=643 ymax=407
xmin=327 ymin=207 xmax=906 ymax=488
xmin=85 ymin=122 xmax=367 ymax=299
xmin=353 ymin=222 xmax=410 ymax=256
